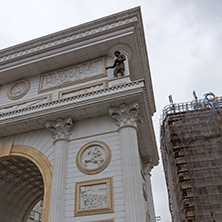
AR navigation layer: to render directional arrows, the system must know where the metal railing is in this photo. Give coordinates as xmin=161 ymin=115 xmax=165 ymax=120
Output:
xmin=160 ymin=96 xmax=222 ymax=125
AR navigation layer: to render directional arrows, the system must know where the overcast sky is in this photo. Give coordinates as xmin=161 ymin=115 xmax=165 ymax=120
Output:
xmin=1 ymin=1 xmax=222 ymax=221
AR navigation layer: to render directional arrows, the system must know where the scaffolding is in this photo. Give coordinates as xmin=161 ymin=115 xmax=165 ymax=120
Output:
xmin=160 ymin=97 xmax=222 ymax=222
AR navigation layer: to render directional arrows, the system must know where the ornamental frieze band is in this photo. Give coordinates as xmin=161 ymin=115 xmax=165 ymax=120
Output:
xmin=39 ymin=58 xmax=106 ymax=93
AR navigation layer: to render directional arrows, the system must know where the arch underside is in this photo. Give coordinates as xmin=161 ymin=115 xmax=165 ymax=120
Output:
xmin=0 ymin=144 xmax=52 ymax=222
xmin=0 ymin=157 xmax=44 ymax=221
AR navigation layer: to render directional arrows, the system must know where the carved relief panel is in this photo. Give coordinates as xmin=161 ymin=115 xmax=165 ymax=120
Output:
xmin=39 ymin=58 xmax=106 ymax=93
xmin=7 ymin=80 xmax=30 ymax=100
xmin=76 ymin=141 xmax=111 ymax=175
xmin=75 ymin=177 xmax=113 ymax=216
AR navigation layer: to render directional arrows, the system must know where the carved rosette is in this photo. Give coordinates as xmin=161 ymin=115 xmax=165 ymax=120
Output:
xmin=108 ymin=102 xmax=142 ymax=129
xmin=76 ymin=141 xmax=111 ymax=175
xmin=45 ymin=116 xmax=73 ymax=142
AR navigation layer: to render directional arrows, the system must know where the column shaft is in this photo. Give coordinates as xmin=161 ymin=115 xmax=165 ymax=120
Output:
xmin=119 ymin=127 xmax=146 ymax=222
xmin=145 ymin=173 xmax=156 ymax=222
xmin=46 ymin=116 xmax=73 ymax=222
xmin=48 ymin=140 xmax=68 ymax=222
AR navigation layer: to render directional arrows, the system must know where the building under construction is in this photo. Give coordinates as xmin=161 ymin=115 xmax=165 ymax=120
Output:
xmin=160 ymin=97 xmax=222 ymax=222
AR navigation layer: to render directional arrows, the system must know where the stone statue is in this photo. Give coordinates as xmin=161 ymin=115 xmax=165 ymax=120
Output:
xmin=106 ymin=51 xmax=126 ymax=77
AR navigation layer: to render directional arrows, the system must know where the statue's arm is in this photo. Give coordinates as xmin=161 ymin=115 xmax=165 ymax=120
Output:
xmin=106 ymin=60 xmax=117 ymax=69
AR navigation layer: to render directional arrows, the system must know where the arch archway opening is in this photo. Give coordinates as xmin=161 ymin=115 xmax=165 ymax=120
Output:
xmin=0 ymin=156 xmax=44 ymax=222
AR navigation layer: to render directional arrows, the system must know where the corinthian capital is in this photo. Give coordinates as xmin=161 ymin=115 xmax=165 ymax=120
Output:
xmin=108 ymin=102 xmax=142 ymax=129
xmin=46 ymin=116 xmax=73 ymax=142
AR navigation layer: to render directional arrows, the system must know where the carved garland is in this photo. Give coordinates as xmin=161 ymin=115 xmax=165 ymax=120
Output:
xmin=76 ymin=141 xmax=111 ymax=175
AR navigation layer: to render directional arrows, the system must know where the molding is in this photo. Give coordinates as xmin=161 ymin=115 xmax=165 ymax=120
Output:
xmin=0 ymin=94 xmax=52 ymax=113
xmin=7 ymin=79 xmax=30 ymax=100
xmin=39 ymin=58 xmax=106 ymax=93
xmin=58 ymin=81 xmax=107 ymax=100
xmin=76 ymin=141 xmax=111 ymax=175
xmin=0 ymin=142 xmax=14 ymax=157
xmin=0 ymin=17 xmax=137 ymax=64
xmin=74 ymin=177 xmax=114 ymax=216
xmin=0 ymin=80 xmax=144 ymax=120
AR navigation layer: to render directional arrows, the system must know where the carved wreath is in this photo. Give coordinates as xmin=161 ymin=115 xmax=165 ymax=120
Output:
xmin=7 ymin=79 xmax=30 ymax=100
xmin=76 ymin=141 xmax=111 ymax=175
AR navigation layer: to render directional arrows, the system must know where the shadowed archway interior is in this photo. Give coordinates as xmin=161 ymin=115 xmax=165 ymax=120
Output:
xmin=0 ymin=156 xmax=44 ymax=222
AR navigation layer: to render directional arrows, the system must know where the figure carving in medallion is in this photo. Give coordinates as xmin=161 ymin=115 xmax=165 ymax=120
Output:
xmin=84 ymin=146 xmax=104 ymax=167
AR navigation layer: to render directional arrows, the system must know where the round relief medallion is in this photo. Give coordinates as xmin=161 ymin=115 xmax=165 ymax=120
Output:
xmin=76 ymin=141 xmax=111 ymax=175
xmin=8 ymin=80 xmax=30 ymax=100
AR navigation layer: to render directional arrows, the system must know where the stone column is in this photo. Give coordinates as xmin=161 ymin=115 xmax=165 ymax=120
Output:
xmin=45 ymin=116 xmax=73 ymax=222
xmin=109 ymin=102 xmax=146 ymax=222
xmin=143 ymin=160 xmax=156 ymax=222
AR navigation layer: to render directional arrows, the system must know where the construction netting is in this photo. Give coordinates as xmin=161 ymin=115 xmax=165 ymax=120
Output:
xmin=160 ymin=98 xmax=222 ymax=222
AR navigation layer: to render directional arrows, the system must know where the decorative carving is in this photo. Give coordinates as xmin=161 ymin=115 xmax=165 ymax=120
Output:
xmin=76 ymin=141 xmax=111 ymax=175
xmin=75 ymin=177 xmax=113 ymax=216
xmin=39 ymin=58 xmax=106 ymax=93
xmin=80 ymin=183 xmax=107 ymax=209
xmin=45 ymin=116 xmax=73 ymax=141
xmin=108 ymin=102 xmax=142 ymax=129
xmin=83 ymin=146 xmax=105 ymax=168
xmin=0 ymin=80 xmax=144 ymax=119
xmin=7 ymin=80 xmax=30 ymax=100
xmin=106 ymin=51 xmax=126 ymax=77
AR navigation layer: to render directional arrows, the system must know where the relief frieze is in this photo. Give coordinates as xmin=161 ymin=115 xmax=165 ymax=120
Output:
xmin=39 ymin=58 xmax=106 ymax=93
xmin=75 ymin=177 xmax=113 ymax=216
xmin=80 ymin=183 xmax=107 ymax=209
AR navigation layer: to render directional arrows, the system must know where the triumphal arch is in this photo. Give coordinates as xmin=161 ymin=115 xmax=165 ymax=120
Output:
xmin=0 ymin=7 xmax=158 ymax=222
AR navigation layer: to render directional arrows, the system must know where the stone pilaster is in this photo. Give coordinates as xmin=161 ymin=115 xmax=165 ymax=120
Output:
xmin=143 ymin=159 xmax=156 ymax=222
xmin=109 ymin=102 xmax=146 ymax=222
xmin=45 ymin=117 xmax=73 ymax=222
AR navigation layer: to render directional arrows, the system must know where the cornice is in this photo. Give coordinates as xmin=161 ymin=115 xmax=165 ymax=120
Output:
xmin=0 ymin=17 xmax=137 ymax=64
xmin=0 ymin=80 xmax=144 ymax=122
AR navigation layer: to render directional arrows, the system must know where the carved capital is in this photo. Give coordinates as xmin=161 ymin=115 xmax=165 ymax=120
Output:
xmin=45 ymin=116 xmax=73 ymax=142
xmin=108 ymin=102 xmax=141 ymax=129
xmin=143 ymin=158 xmax=154 ymax=175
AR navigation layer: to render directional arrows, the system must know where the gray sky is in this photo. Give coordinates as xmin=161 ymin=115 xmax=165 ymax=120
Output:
xmin=1 ymin=1 xmax=222 ymax=221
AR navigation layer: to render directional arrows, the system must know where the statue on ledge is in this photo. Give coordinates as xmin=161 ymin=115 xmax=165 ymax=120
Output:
xmin=106 ymin=51 xmax=126 ymax=77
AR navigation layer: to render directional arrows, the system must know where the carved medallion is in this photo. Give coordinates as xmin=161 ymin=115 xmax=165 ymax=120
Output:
xmin=76 ymin=141 xmax=111 ymax=175
xmin=75 ymin=177 xmax=113 ymax=216
xmin=7 ymin=80 xmax=30 ymax=100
